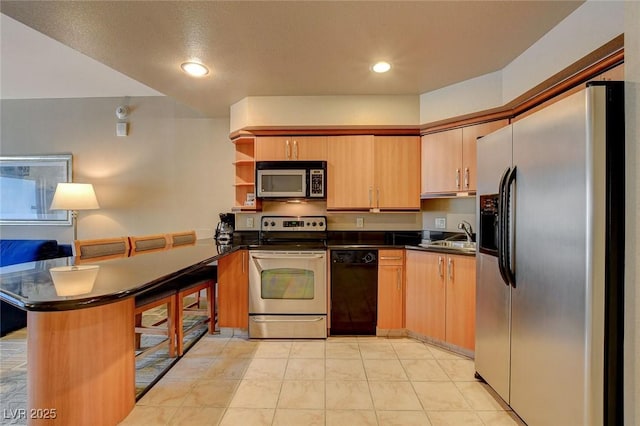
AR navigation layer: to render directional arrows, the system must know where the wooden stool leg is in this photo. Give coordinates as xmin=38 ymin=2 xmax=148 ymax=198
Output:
xmin=175 ymin=293 xmax=184 ymax=356
xmin=134 ymin=313 xmax=143 ymax=349
xmin=168 ymin=295 xmax=177 ymax=358
xmin=207 ymin=283 xmax=215 ymax=334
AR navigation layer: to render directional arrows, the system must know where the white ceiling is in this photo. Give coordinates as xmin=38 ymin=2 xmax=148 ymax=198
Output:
xmin=0 ymin=1 xmax=584 ymax=118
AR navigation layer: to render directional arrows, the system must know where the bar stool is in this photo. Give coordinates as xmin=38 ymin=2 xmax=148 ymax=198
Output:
xmin=73 ymin=237 xmax=130 ymax=263
xmin=129 ymin=234 xmax=176 ymax=358
xmin=134 ymin=286 xmax=177 ymax=358
xmin=167 ymin=230 xmax=216 ymax=356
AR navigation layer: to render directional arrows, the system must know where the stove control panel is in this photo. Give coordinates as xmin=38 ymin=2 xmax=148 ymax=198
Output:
xmin=261 ymin=215 xmax=327 ymax=232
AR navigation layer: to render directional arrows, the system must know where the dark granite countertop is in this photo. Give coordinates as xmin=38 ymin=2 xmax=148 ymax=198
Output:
xmin=0 ymin=240 xmax=242 ymax=312
xmin=405 ymin=245 xmax=476 ymax=257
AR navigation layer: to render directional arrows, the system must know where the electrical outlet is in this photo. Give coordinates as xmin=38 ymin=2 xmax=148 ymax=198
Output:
xmin=246 ymin=217 xmax=254 ymax=228
xmin=356 ymin=217 xmax=364 ymax=228
xmin=435 ymin=217 xmax=446 ymax=229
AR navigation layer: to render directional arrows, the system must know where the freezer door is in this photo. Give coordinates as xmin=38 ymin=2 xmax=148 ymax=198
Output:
xmin=510 ymin=87 xmax=606 ymax=425
xmin=474 ymin=124 xmax=513 ymax=402
xmin=475 ymin=253 xmax=511 ymax=402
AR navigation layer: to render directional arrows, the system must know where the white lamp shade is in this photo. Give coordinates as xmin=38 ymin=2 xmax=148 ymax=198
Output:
xmin=50 ymin=183 xmax=100 ymax=210
xmin=50 ymin=265 xmax=99 ymax=296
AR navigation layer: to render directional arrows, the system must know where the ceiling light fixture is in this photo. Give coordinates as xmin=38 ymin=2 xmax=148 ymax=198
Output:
xmin=372 ymin=61 xmax=391 ymax=73
xmin=180 ymin=61 xmax=209 ymax=77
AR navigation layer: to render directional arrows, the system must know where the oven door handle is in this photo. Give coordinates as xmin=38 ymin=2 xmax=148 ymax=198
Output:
xmin=250 ymin=254 xmax=325 ymax=260
xmin=251 ymin=317 xmax=325 ymax=323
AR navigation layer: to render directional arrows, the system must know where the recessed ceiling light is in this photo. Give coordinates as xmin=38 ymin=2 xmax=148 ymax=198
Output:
xmin=181 ymin=61 xmax=209 ymax=77
xmin=372 ymin=61 xmax=391 ymax=73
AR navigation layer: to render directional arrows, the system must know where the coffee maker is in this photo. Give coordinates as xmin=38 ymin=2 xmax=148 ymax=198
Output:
xmin=215 ymin=213 xmax=235 ymax=244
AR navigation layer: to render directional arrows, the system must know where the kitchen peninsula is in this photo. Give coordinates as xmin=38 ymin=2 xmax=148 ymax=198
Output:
xmin=0 ymin=241 xmax=232 ymax=425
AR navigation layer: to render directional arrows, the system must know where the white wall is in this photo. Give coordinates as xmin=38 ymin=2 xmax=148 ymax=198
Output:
xmin=624 ymin=1 xmax=639 ymax=424
xmin=0 ymin=97 xmax=234 ymax=244
xmin=420 ymin=0 xmax=625 ymax=124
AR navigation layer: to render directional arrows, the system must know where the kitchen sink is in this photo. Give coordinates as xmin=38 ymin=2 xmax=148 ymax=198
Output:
xmin=419 ymin=240 xmax=476 ymax=253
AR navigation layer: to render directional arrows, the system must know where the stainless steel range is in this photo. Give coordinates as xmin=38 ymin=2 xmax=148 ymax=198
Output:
xmin=248 ymin=216 xmax=327 ymax=339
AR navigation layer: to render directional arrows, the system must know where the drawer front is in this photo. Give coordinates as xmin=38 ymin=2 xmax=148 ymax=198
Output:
xmin=378 ymin=250 xmax=404 ymax=265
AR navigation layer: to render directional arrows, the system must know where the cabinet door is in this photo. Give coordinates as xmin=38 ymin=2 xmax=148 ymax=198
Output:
xmin=256 ymin=136 xmax=327 ymax=161
xmin=461 ymin=120 xmax=508 ymax=191
xmin=374 ymin=136 xmax=421 ymax=210
xmin=327 ymin=135 xmax=374 ymax=209
xmin=445 ymin=255 xmax=476 ymax=350
xmin=377 ymin=250 xmax=404 ymax=329
xmin=217 ymin=250 xmax=248 ymax=328
xmin=255 ymin=137 xmax=291 ymax=161
xmin=294 ymin=136 xmax=327 ymax=160
xmin=421 ymin=128 xmax=463 ymax=194
xmin=405 ymin=250 xmax=445 ymax=340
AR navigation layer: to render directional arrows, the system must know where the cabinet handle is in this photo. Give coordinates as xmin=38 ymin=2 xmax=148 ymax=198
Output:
xmin=369 ymin=187 xmax=373 ymax=208
xmin=293 ymin=140 xmax=298 ymax=160
xmin=464 ymin=167 xmax=469 ymax=189
xmin=438 ymin=256 xmax=444 ymax=277
xmin=455 ymin=168 xmax=460 ymax=189
xmin=448 ymin=257 xmax=453 ymax=280
xmin=376 ymin=187 xmax=380 ymax=209
xmin=380 ymin=256 xmax=402 ymax=260
xmin=397 ymin=268 xmax=401 ymax=291
xmin=242 ymin=251 xmax=246 ymax=274
xmin=285 ymin=140 xmax=291 ymax=160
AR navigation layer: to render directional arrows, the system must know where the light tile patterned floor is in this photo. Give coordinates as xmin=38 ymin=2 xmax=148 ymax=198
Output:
xmin=121 ymin=335 xmax=526 ymax=426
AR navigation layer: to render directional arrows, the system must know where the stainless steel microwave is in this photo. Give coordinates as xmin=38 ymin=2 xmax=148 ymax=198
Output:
xmin=256 ymin=161 xmax=326 ymax=199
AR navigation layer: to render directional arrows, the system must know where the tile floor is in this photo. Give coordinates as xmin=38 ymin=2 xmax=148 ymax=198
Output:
xmin=121 ymin=335 xmax=526 ymax=426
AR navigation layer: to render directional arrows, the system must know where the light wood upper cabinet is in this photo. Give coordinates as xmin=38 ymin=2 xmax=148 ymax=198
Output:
xmin=421 ymin=120 xmax=507 ymax=195
xmin=327 ymin=135 xmax=374 ymax=209
xmin=255 ymin=136 xmax=327 ymax=161
xmin=421 ymin=128 xmax=463 ymax=194
xmin=374 ymin=136 xmax=421 ymax=210
xmin=327 ymin=135 xmax=420 ymax=210
xmin=405 ymin=249 xmax=476 ymax=351
xmin=217 ymin=249 xmax=248 ymax=328
xmin=377 ymin=250 xmax=405 ymax=330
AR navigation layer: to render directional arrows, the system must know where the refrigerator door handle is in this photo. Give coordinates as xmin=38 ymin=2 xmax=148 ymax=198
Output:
xmin=497 ymin=167 xmax=511 ymax=286
xmin=504 ymin=166 xmax=517 ymax=287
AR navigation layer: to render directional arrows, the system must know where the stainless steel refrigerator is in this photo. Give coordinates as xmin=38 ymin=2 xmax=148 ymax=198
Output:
xmin=475 ymin=82 xmax=624 ymax=426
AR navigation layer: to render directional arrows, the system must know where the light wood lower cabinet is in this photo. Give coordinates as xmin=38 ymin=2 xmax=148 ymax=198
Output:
xmin=444 ymin=254 xmax=476 ymax=350
xmin=405 ymin=250 xmax=446 ymax=340
xmin=217 ymin=249 xmax=248 ymax=328
xmin=405 ymin=249 xmax=476 ymax=351
xmin=377 ymin=249 xmax=405 ymax=330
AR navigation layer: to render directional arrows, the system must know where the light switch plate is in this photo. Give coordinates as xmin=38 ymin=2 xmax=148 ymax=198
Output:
xmin=246 ymin=217 xmax=254 ymax=228
xmin=435 ymin=217 xmax=446 ymax=229
xmin=356 ymin=217 xmax=364 ymax=228
xmin=116 ymin=122 xmax=128 ymax=137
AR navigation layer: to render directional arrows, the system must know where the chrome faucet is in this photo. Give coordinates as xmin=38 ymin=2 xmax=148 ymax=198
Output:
xmin=458 ymin=220 xmax=473 ymax=242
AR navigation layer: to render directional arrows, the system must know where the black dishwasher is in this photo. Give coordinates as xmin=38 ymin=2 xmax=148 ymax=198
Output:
xmin=330 ymin=250 xmax=378 ymax=335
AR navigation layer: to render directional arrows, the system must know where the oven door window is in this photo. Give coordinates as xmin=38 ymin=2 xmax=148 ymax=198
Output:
xmin=261 ymin=268 xmax=314 ymax=299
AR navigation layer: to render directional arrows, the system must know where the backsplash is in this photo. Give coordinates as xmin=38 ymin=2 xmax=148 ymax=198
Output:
xmin=420 ymin=197 xmax=476 ymax=233
xmin=234 ymin=201 xmax=421 ymax=231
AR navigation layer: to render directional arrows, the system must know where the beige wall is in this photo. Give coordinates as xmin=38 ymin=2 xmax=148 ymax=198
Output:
xmin=230 ymin=95 xmax=420 ymax=133
xmin=624 ymin=1 xmax=639 ymax=424
xmin=0 ymin=96 xmax=234 ymax=244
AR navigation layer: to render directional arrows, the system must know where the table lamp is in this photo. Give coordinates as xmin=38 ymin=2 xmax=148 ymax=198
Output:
xmin=50 ymin=183 xmax=100 ymax=240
